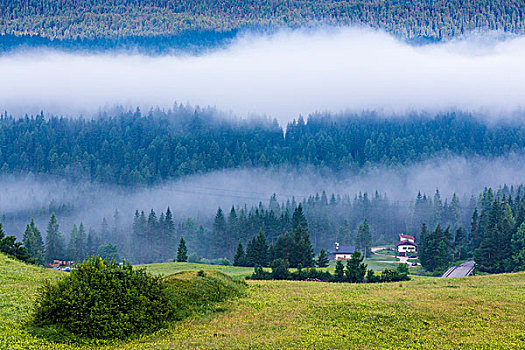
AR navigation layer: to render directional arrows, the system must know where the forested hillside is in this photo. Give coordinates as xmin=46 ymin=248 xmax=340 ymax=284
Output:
xmin=0 ymin=0 xmax=524 ymax=44
xmin=1 ymin=110 xmax=525 ymax=184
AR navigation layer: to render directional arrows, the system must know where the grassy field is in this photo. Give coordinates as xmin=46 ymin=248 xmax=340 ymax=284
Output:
xmin=2 ymin=253 xmax=525 ymax=349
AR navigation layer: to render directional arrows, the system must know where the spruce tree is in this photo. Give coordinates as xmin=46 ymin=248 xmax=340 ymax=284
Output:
xmin=291 ymin=204 xmax=308 ymax=230
xmin=454 ymin=227 xmax=465 ymax=260
xmin=67 ymin=225 xmax=78 ymax=261
xmin=316 ymin=248 xmax=329 ymax=268
xmin=355 ymin=219 xmax=372 ymax=258
xmin=334 ymin=260 xmax=345 ymax=282
xmin=23 ymin=219 xmax=44 ymax=264
xmin=512 ymin=222 xmax=525 ymax=271
xmin=176 ymin=236 xmax=188 ymax=262
xmin=246 ymin=230 xmax=268 ymax=267
xmin=212 ymin=208 xmax=227 ymax=258
xmin=345 ymin=250 xmax=367 ymax=283
xmin=45 ymin=213 xmax=65 ymax=262
xmin=76 ymin=223 xmax=87 ymax=261
xmin=233 ymin=241 xmax=246 ymax=266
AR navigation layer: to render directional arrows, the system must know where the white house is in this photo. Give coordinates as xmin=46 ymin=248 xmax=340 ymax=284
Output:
xmin=333 ymin=243 xmax=356 ymax=260
xmin=397 ymin=234 xmax=417 ymax=257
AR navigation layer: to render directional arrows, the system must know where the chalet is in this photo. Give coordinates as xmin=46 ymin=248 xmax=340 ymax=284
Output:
xmin=397 ymin=234 xmax=417 ymax=257
xmin=333 ymin=243 xmax=356 ymax=260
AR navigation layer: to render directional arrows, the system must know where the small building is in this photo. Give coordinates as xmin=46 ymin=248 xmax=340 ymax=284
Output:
xmin=396 ymin=234 xmax=417 ymax=257
xmin=46 ymin=260 xmax=74 ymax=268
xmin=333 ymin=243 xmax=356 ymax=260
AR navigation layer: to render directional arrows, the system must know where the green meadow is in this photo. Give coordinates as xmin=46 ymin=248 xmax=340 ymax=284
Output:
xmin=1 ymin=253 xmax=525 ymax=349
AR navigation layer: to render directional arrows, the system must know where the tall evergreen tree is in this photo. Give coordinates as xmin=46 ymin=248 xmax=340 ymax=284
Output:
xmin=245 ymin=230 xmax=268 ymax=267
xmin=23 ymin=219 xmax=44 ymax=264
xmin=316 ymin=248 xmax=329 ymax=268
xmin=233 ymin=241 xmax=246 ymax=267
xmin=345 ymin=250 xmax=367 ymax=283
xmin=454 ymin=227 xmax=466 ymax=260
xmin=512 ymin=222 xmax=525 ymax=271
xmin=355 ymin=219 xmax=372 ymax=258
xmin=176 ymin=236 xmax=188 ymax=262
xmin=212 ymin=208 xmax=227 ymax=258
xmin=45 ymin=213 xmax=65 ymax=262
xmin=291 ymin=204 xmax=308 ymax=230
xmin=66 ymin=224 xmax=78 ymax=261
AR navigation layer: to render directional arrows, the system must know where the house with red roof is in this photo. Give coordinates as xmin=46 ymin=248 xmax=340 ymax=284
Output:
xmin=396 ymin=234 xmax=417 ymax=257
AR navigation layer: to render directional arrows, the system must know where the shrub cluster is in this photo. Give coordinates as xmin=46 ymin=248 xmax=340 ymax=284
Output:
xmin=33 ymin=256 xmax=173 ymax=340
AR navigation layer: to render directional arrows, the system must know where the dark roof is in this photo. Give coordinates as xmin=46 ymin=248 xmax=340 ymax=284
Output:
xmin=399 ymin=234 xmax=415 ymax=240
xmin=396 ymin=241 xmax=418 ymax=247
xmin=334 ymin=245 xmax=356 ymax=254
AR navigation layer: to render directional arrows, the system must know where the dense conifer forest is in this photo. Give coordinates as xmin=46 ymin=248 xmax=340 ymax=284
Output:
xmin=1 ymin=110 xmax=525 ymax=184
xmin=0 ymin=0 xmax=524 ymax=51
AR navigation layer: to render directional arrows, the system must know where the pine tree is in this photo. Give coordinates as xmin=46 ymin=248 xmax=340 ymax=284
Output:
xmin=334 ymin=260 xmax=345 ymax=282
xmin=345 ymin=250 xmax=367 ymax=283
xmin=176 ymin=236 xmax=188 ymax=262
xmin=454 ymin=227 xmax=465 ymax=260
xmin=316 ymin=248 xmax=329 ymax=267
xmin=76 ymin=223 xmax=86 ymax=261
xmin=233 ymin=241 xmax=246 ymax=266
xmin=212 ymin=208 xmax=227 ymax=258
xmin=45 ymin=213 xmax=65 ymax=262
xmin=512 ymin=222 xmax=525 ymax=271
xmin=23 ymin=219 xmax=44 ymax=264
xmin=246 ymin=230 xmax=268 ymax=267
xmin=67 ymin=225 xmax=78 ymax=261
xmin=291 ymin=204 xmax=308 ymax=230
xmin=468 ymin=208 xmax=480 ymax=254
xmin=418 ymin=223 xmax=431 ymax=269
xmin=355 ymin=219 xmax=372 ymax=258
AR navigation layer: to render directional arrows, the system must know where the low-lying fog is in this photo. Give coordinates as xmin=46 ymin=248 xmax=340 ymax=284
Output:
xmin=1 ymin=28 xmax=525 ymax=124
xmin=1 ymin=154 xmax=524 ymax=236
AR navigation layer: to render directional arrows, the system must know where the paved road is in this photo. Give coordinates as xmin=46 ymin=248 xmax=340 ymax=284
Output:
xmin=370 ymin=246 xmax=415 ymax=265
xmin=442 ymin=260 xmax=476 ymax=277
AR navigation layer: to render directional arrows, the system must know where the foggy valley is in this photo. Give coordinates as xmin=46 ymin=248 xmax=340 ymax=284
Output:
xmin=1 ymin=1 xmax=525 ymax=347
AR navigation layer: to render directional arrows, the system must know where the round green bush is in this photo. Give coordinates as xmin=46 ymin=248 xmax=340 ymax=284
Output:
xmin=33 ymin=256 xmax=173 ymax=340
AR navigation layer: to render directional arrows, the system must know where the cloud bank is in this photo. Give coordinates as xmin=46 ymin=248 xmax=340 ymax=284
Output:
xmin=1 ymin=28 xmax=525 ymax=123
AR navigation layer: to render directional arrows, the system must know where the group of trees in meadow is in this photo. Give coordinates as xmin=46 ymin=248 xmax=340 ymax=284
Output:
xmin=250 ymin=250 xmax=410 ymax=284
xmin=2 ymin=110 xmax=525 ymax=185
xmin=1 ymin=0 xmax=524 ymax=42
xmin=232 ymin=205 xmax=315 ymax=268
xmin=418 ymin=186 xmax=525 ymax=274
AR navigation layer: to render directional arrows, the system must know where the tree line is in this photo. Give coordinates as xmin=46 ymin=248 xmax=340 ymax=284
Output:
xmin=0 ymin=0 xmax=524 ymax=42
xmin=4 ymin=183 xmax=525 ymax=277
xmin=418 ymin=186 xmax=525 ymax=274
xmin=2 ymin=110 xmax=525 ymax=185
xmin=249 ymin=250 xmax=410 ymax=284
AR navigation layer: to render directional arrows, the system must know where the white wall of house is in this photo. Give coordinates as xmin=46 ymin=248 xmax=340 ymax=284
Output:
xmin=397 ymin=245 xmax=416 ymax=253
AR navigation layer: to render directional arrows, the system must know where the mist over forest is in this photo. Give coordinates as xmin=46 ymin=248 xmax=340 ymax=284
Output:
xmin=2 ymin=28 xmax=525 ymax=122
